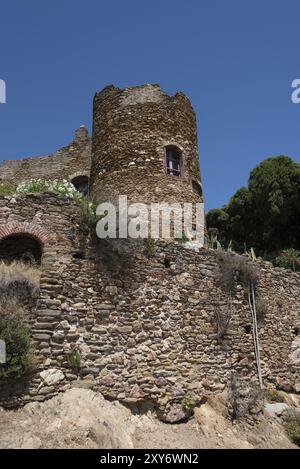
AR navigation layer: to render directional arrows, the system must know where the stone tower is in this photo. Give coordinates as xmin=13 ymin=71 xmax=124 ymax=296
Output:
xmin=90 ymin=84 xmax=203 ymax=207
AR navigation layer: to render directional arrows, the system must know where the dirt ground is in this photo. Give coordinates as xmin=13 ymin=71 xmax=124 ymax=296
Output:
xmin=0 ymin=387 xmax=298 ymax=449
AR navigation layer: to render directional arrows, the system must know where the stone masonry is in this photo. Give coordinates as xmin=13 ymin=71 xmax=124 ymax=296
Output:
xmin=0 ymin=126 xmax=91 ymax=186
xmin=90 ymin=84 xmax=203 ymax=206
xmin=0 ymin=84 xmax=299 ymax=415
xmin=0 ymin=194 xmax=299 ymax=413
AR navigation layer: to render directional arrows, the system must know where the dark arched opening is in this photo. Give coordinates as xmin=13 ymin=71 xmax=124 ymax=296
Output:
xmin=71 ymin=175 xmax=89 ymax=196
xmin=0 ymin=234 xmax=43 ymax=265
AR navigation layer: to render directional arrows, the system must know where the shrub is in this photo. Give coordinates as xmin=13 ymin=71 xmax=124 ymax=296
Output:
xmin=78 ymin=198 xmax=99 ymax=236
xmin=0 ymin=262 xmax=38 ymax=383
xmin=238 ymin=257 xmax=259 ymax=289
xmin=218 ymin=252 xmax=259 ymax=294
xmin=255 ymin=297 xmax=268 ymax=324
xmin=0 ymin=301 xmax=33 ymax=382
xmin=274 ymin=249 xmax=300 ymax=272
xmin=284 ymin=413 xmax=300 ymax=446
xmin=0 ymin=182 xmax=16 ymax=196
xmin=181 ymin=393 xmax=199 ymax=413
xmin=218 ymin=252 xmax=237 ymax=294
xmin=264 ymin=388 xmax=284 ymax=403
xmin=66 ymin=346 xmax=81 ymax=372
xmin=214 ymin=305 xmax=232 ymax=341
xmin=143 ymin=238 xmax=156 ymax=258
xmin=16 ymin=179 xmax=83 ymax=201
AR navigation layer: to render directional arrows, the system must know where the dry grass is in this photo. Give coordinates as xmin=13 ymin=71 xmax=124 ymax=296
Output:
xmin=217 ymin=252 xmax=259 ymax=294
xmin=0 ymin=261 xmax=38 ymax=382
xmin=0 ymin=297 xmax=20 ymax=316
xmin=0 ymin=260 xmax=41 ymax=305
xmin=0 ymin=260 xmax=41 ymax=286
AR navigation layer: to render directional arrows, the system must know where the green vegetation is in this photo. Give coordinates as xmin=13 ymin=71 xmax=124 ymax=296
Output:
xmin=207 ymin=156 xmax=300 ymax=264
xmin=0 ymin=300 xmax=33 ymax=382
xmin=16 ymin=178 xmax=83 ymax=201
xmin=274 ymin=248 xmax=300 ymax=271
xmin=264 ymin=388 xmax=284 ymax=403
xmin=143 ymin=238 xmax=156 ymax=258
xmin=66 ymin=347 xmax=81 ymax=373
xmin=0 ymin=182 xmax=16 ymax=196
xmin=0 ymin=261 xmax=39 ymax=383
xmin=284 ymin=414 xmax=300 ymax=446
xmin=175 ymin=232 xmax=190 ymax=244
xmin=181 ymin=393 xmax=198 ymax=413
xmin=78 ymin=198 xmax=99 ymax=236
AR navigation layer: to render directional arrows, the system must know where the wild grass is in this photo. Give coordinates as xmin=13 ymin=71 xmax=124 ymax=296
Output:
xmin=264 ymin=388 xmax=284 ymax=403
xmin=0 ymin=260 xmax=41 ymax=304
xmin=217 ymin=251 xmax=259 ymax=294
xmin=0 ymin=260 xmax=41 ymax=286
xmin=284 ymin=411 xmax=300 ymax=446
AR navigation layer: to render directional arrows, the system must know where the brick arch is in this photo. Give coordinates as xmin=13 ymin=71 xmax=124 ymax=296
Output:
xmin=0 ymin=222 xmax=53 ymax=245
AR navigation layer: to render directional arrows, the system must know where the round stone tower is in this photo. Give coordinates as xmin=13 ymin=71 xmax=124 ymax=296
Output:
xmin=90 ymin=84 xmax=203 ymax=207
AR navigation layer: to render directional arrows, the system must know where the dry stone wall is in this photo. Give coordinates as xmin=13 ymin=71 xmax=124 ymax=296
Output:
xmin=0 ymin=194 xmax=299 ymax=412
xmin=0 ymin=126 xmax=91 ymax=185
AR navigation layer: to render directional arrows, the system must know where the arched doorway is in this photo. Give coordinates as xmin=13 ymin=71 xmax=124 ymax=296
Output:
xmin=0 ymin=234 xmax=43 ymax=265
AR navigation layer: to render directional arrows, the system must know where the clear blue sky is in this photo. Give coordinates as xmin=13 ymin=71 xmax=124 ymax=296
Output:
xmin=1 ymin=0 xmax=300 ymax=210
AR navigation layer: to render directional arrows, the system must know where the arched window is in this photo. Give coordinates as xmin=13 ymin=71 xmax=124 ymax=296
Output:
xmin=165 ymin=146 xmax=182 ymax=177
xmin=0 ymin=234 xmax=43 ymax=265
xmin=71 ymin=175 xmax=89 ymax=196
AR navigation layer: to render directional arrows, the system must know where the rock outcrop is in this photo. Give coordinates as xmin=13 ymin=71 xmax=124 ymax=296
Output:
xmin=0 ymin=387 xmax=298 ymax=449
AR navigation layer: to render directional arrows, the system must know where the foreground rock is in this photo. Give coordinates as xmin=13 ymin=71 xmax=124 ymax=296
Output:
xmin=0 ymin=388 xmax=298 ymax=449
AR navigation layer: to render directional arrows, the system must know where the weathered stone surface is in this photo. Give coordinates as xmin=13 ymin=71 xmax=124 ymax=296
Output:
xmin=90 ymin=84 xmax=203 ymax=211
xmin=164 ymin=404 xmax=188 ymax=423
xmin=0 ymin=388 xmax=297 ymax=449
xmin=290 ymin=337 xmax=300 ymax=364
xmin=264 ymin=403 xmax=291 ymax=419
xmin=40 ymin=369 xmax=65 ymax=386
xmin=0 ymin=126 xmax=91 ymax=186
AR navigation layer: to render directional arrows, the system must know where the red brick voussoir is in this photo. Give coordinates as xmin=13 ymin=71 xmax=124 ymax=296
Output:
xmin=0 ymin=222 xmax=53 ymax=245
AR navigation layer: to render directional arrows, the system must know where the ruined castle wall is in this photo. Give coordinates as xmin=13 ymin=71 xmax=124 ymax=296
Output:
xmin=0 ymin=195 xmax=299 ymax=410
xmin=90 ymin=85 xmax=203 ymax=207
xmin=0 ymin=127 xmax=91 ymax=186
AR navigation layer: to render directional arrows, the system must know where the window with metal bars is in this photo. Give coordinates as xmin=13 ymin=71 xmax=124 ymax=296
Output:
xmin=165 ymin=146 xmax=182 ymax=177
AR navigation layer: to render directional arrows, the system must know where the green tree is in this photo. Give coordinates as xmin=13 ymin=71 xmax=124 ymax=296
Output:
xmin=226 ymin=187 xmax=253 ymax=251
xmin=248 ymin=156 xmax=300 ymax=251
xmin=207 ymin=156 xmax=300 ymax=255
